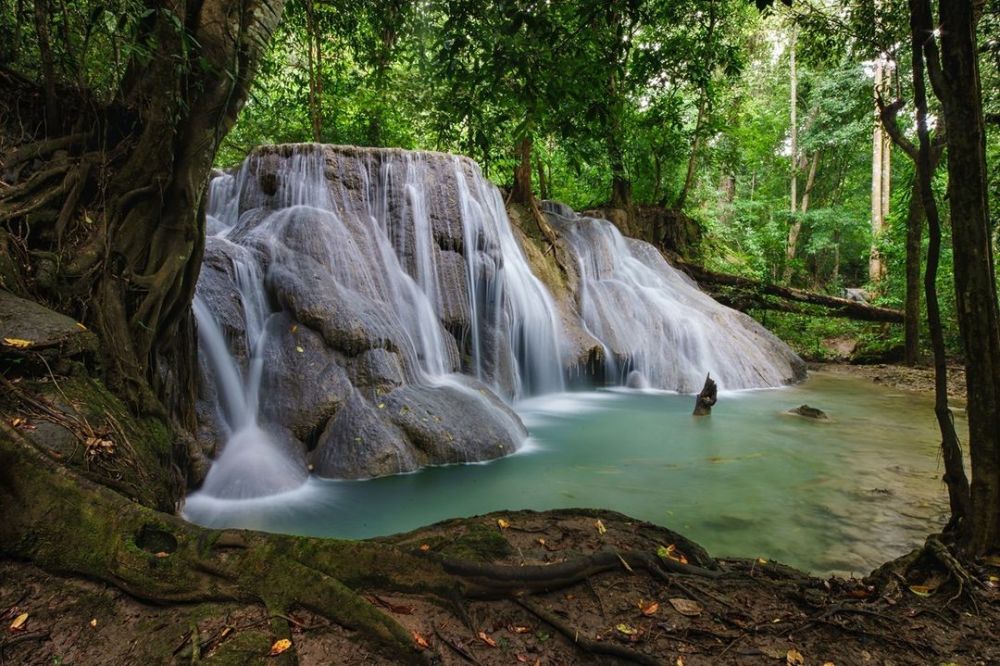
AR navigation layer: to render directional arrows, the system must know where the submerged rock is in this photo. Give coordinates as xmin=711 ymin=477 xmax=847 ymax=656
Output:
xmin=789 ymin=404 xmax=829 ymax=420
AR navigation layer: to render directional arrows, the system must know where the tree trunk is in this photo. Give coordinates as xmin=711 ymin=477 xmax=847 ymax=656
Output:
xmin=783 ymin=150 xmax=819 ymax=283
xmin=903 ymin=177 xmax=923 ymax=365
xmin=868 ymin=57 xmax=889 ymax=285
xmin=787 ymin=24 xmax=798 ymax=283
xmin=675 ymin=92 xmax=706 ymax=211
xmin=1 ymin=0 xmax=286 ymax=424
xmin=535 ymin=151 xmax=548 ymax=201
xmin=932 ymin=0 xmax=1000 ymax=555
xmin=33 ymin=0 xmax=59 ymax=131
xmin=511 ymin=135 xmax=534 ymax=206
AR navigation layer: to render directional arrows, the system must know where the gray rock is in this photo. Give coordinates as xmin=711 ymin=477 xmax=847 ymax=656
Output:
xmin=311 ymin=390 xmax=417 ymax=479
xmin=258 ymin=313 xmax=353 ymax=441
xmin=384 ymin=378 xmax=527 ymax=464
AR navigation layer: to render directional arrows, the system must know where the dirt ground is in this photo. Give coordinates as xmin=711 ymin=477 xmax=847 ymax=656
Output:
xmin=810 ymin=362 xmax=967 ymax=400
xmin=2 ymin=507 xmax=998 ymax=666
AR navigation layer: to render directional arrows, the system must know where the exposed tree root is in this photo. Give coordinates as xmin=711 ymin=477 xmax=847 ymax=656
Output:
xmin=517 ymin=598 xmax=663 ymax=666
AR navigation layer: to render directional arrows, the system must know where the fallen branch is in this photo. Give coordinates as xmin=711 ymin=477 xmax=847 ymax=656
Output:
xmin=673 ymin=259 xmax=904 ymax=323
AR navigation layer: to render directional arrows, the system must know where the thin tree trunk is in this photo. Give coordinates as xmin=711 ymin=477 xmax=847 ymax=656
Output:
xmin=787 ymin=23 xmax=798 ymax=284
xmin=783 ymin=151 xmax=819 ymax=283
xmin=910 ymin=0 xmax=972 ymax=535
xmin=869 ymin=60 xmax=886 ymax=284
xmin=933 ymin=0 xmax=1000 ymax=555
xmin=903 ymin=177 xmax=923 ymax=365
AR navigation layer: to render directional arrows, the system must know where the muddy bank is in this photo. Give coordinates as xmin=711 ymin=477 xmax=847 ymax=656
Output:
xmin=3 ymin=509 xmax=998 ymax=665
xmin=810 ymin=362 xmax=967 ymax=401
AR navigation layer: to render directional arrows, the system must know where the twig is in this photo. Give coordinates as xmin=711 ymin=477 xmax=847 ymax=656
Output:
xmin=432 ymin=625 xmax=478 ymax=664
xmin=0 ymin=629 xmax=50 ymax=649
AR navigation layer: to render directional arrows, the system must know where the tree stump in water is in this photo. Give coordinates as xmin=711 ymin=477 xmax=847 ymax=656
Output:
xmin=692 ymin=373 xmax=717 ymax=416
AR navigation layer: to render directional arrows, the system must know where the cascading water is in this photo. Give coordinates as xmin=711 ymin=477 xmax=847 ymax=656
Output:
xmin=190 ymin=144 xmax=803 ymax=501
xmin=543 ymin=202 xmax=804 ymax=392
xmin=191 ymin=145 xmax=567 ymax=497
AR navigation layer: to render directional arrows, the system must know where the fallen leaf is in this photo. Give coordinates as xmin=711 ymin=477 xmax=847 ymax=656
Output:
xmin=657 ymin=544 xmax=689 ymax=565
xmin=155 ymin=551 xmax=170 ymax=558
xmin=595 ymin=519 xmax=607 ymax=535
xmin=668 ymin=598 xmax=702 ymax=617
xmin=822 ymin=662 xmax=836 ymax=666
xmin=516 ymin=656 xmax=528 ymax=663
xmin=908 ymin=585 xmax=934 ymax=597
xmin=786 ymin=648 xmax=804 ymax=665
xmin=477 ymin=630 xmax=497 ymax=647
xmin=508 ymin=625 xmax=531 ymax=634
xmin=412 ymin=631 xmax=430 ymax=650
xmin=676 ymin=657 xmax=686 ymax=666
xmin=419 ymin=543 xmax=430 ymax=551
xmin=537 ymin=538 xmax=546 ymax=545
xmin=90 ymin=618 xmax=97 ymax=628
xmin=638 ymin=600 xmax=659 ymax=616
xmin=615 ymin=623 xmax=638 ymax=636
xmin=2 ymin=338 xmax=33 ymax=349
xmin=758 ymin=558 xmax=768 ymax=564
xmin=497 ymin=518 xmax=510 ymax=529
xmin=295 ymin=346 xmax=305 ymax=353
xmin=269 ymin=638 xmax=292 ymax=656
xmin=9 ymin=613 xmax=28 ymax=631
xmin=290 ymin=324 xmax=298 ymax=333
xmin=76 ymin=322 xmax=88 ymax=330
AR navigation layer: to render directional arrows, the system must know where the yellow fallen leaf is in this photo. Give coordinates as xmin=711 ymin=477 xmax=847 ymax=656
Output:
xmin=75 ymin=322 xmax=88 ymax=330
xmin=477 ymin=630 xmax=497 ymax=647
xmin=822 ymin=662 xmax=836 ymax=666
xmin=786 ymin=648 xmax=805 ymax=665
xmin=595 ymin=519 xmax=607 ymax=535
xmin=676 ymin=658 xmax=685 ymax=666
xmin=909 ymin=585 xmax=934 ymax=597
xmin=269 ymin=638 xmax=292 ymax=656
xmin=419 ymin=543 xmax=430 ymax=551
xmin=295 ymin=346 xmax=304 ymax=353
xmin=90 ymin=618 xmax=97 ymax=628
xmin=615 ymin=623 xmax=638 ymax=636
xmin=508 ymin=625 xmax=531 ymax=634
xmin=9 ymin=612 xmax=28 ymax=631
xmin=412 ymin=631 xmax=430 ymax=650
xmin=497 ymin=518 xmax=510 ymax=529
xmin=638 ymin=600 xmax=659 ymax=616
xmin=668 ymin=598 xmax=702 ymax=617
xmin=2 ymin=338 xmax=32 ymax=349
xmin=758 ymin=558 xmax=768 ymax=564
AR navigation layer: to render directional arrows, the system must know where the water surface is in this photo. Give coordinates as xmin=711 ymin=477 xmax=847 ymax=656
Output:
xmin=184 ymin=372 xmax=956 ymax=576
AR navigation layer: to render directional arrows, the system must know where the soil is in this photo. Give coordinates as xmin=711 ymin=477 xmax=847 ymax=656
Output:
xmin=810 ymin=362 xmax=967 ymax=401
xmin=2 ymin=508 xmax=998 ymax=666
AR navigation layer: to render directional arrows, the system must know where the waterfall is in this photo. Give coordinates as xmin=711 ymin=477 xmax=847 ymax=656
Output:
xmin=191 ymin=144 xmax=803 ymax=499
xmin=543 ymin=202 xmax=803 ymax=392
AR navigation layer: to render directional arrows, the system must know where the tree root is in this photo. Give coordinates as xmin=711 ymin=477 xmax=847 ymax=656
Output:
xmin=517 ymin=598 xmax=663 ymax=666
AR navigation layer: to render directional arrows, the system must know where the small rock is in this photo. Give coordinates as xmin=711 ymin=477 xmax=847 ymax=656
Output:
xmin=789 ymin=404 xmax=829 ymax=420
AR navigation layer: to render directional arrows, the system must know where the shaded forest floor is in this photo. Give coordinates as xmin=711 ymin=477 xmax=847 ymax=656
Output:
xmin=3 ymin=508 xmax=998 ymax=666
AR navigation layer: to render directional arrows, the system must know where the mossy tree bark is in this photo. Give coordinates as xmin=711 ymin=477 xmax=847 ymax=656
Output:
xmin=1 ymin=0 xmax=285 ymax=424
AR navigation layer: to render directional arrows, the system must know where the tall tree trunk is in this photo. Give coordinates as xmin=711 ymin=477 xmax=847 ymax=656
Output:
xmin=783 ymin=150 xmax=819 ymax=283
xmin=903 ymin=177 xmax=923 ymax=365
xmin=910 ymin=0 xmax=973 ymax=537
xmin=787 ymin=23 xmax=798 ymax=283
xmin=868 ymin=56 xmax=892 ymax=285
xmin=932 ymin=0 xmax=1000 ymax=555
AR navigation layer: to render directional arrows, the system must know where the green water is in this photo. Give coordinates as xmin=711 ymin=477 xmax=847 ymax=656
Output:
xmin=184 ymin=372 xmax=957 ymax=576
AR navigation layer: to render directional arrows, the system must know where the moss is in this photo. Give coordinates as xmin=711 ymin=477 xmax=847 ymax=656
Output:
xmin=203 ymin=630 xmax=272 ymax=665
xmin=439 ymin=522 xmax=512 ymax=562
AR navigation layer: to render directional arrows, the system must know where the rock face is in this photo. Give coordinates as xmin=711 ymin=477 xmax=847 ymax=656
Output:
xmin=192 ymin=144 xmax=804 ymax=492
xmin=194 ymin=145 xmax=540 ymax=487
